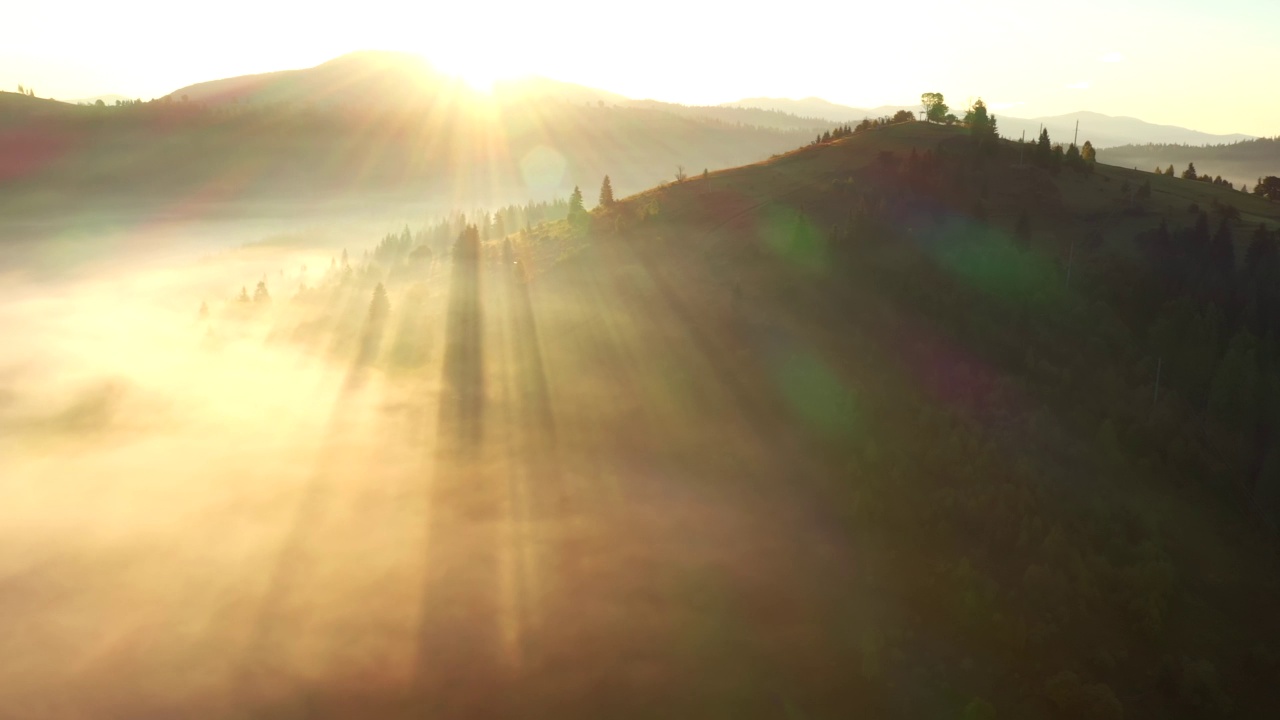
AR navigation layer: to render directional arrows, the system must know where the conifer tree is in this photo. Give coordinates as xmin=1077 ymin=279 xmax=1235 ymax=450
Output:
xmin=1035 ymin=128 xmax=1052 ymax=167
xmin=254 ymin=280 xmax=270 ymax=304
xmin=568 ymin=186 xmax=585 ymax=218
xmin=598 ymin=175 xmax=615 ymax=207
xmin=1081 ymin=140 xmax=1097 ymax=164
xmin=238 ymin=286 xmax=251 ymax=303
xmin=1165 ymin=165 xmax=1175 ymax=176
xmin=1182 ymin=163 xmax=1198 ymax=180
xmin=368 ymin=282 xmax=390 ymax=324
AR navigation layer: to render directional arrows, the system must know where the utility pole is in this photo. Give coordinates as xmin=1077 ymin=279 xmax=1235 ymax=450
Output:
xmin=1073 ymin=119 xmax=1079 ymax=147
xmin=1019 ymin=130 xmax=1025 ymax=166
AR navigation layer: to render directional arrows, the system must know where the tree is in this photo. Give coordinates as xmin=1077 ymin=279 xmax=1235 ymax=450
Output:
xmin=921 ymin=92 xmax=948 ymax=123
xmin=1035 ymin=128 xmax=1052 ymax=167
xmin=237 ymin=286 xmax=251 ymax=303
xmin=367 ymin=282 xmax=390 ymax=325
xmin=675 ymin=165 xmax=688 ymax=182
xmin=1081 ymin=140 xmax=1097 ymax=164
xmin=1065 ymin=142 xmax=1082 ymax=170
xmin=1165 ymin=165 xmax=1175 ymax=176
xmin=598 ymin=175 xmax=615 ymax=208
xmin=1255 ymin=176 xmax=1280 ymax=201
xmin=253 ymin=280 xmax=270 ymax=304
xmin=891 ymin=109 xmax=915 ymax=124
xmin=94 ymin=99 xmax=105 ymax=108
xmin=568 ymin=185 xmax=585 ymax=218
xmin=1182 ymin=162 xmax=1198 ymax=180
xmin=964 ymin=99 xmax=998 ymax=147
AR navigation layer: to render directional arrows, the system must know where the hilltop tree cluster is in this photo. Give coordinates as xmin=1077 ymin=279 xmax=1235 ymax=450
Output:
xmin=1254 ymin=176 xmax=1280 ymax=201
xmin=812 ymin=111 xmax=916 ymax=146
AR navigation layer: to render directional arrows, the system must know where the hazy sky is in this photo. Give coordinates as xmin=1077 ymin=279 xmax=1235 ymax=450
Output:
xmin=4 ymin=0 xmax=1277 ymax=135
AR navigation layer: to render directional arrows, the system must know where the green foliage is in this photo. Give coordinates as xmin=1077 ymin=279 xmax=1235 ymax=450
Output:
xmin=964 ymin=98 xmax=998 ymax=146
xmin=921 ymin=92 xmax=948 ymax=123
xmin=1256 ymin=176 xmax=1280 ymax=201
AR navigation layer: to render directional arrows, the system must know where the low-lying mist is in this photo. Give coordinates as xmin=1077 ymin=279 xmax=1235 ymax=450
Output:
xmin=0 ymin=212 xmax=862 ymax=718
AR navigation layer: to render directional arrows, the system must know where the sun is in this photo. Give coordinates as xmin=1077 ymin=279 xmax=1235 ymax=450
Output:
xmin=433 ymin=56 xmax=510 ymax=94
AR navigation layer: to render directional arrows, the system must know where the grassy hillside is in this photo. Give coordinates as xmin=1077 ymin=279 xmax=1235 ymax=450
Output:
xmin=467 ymin=121 xmax=1280 ymax=718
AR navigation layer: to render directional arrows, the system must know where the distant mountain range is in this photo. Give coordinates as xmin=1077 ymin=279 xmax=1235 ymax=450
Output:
xmin=0 ymin=53 xmax=823 ymax=222
xmin=3 ymin=52 xmax=1267 ymax=226
xmin=719 ymin=97 xmax=916 ymax=123
xmin=994 ymin=111 xmax=1254 ymax=150
xmin=718 ymin=98 xmax=1256 ymax=149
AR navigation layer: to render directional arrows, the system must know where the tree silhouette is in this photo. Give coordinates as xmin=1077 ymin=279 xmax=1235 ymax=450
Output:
xmin=1081 ymin=141 xmax=1097 ymax=164
xmin=1182 ymin=163 xmax=1198 ymax=180
xmin=1035 ymin=128 xmax=1052 ymax=167
xmin=368 ymin=282 xmax=390 ymax=324
xmin=568 ymin=186 xmax=585 ymax=220
xmin=598 ymin=175 xmax=615 ymax=207
xmin=1065 ymin=143 xmax=1082 ymax=170
xmin=964 ymin=99 xmax=998 ymax=147
xmin=1255 ymin=176 xmax=1280 ymax=201
xmin=253 ymin=280 xmax=270 ymax=304
xmin=237 ymin=286 xmax=251 ymax=303
xmin=921 ymin=92 xmax=948 ymax=123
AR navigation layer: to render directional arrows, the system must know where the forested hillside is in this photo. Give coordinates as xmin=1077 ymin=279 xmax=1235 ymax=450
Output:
xmin=164 ymin=118 xmax=1280 ymax=719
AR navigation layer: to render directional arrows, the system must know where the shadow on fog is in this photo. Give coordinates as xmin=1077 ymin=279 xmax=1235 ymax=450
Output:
xmin=233 ymin=283 xmax=391 ymax=704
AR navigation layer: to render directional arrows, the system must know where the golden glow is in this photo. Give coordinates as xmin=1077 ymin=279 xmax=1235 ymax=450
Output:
xmin=4 ymin=1 xmax=1278 ymax=134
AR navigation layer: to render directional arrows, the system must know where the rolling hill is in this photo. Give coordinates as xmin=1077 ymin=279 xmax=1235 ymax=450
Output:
xmin=0 ymin=54 xmax=838 ymax=231
xmin=472 ymin=120 xmax=1280 ymax=718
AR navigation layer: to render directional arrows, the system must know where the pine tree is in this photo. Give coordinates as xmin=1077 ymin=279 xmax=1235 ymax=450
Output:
xmin=1182 ymin=163 xmax=1198 ymax=180
xmin=368 ymin=282 xmax=390 ymax=324
xmin=1165 ymin=165 xmax=1175 ymax=176
xmin=254 ymin=280 xmax=270 ymax=304
xmin=1035 ymin=128 xmax=1052 ymax=167
xmin=238 ymin=286 xmax=251 ymax=303
xmin=598 ymin=175 xmax=615 ymax=207
xmin=1065 ymin=143 xmax=1082 ymax=170
xmin=568 ymin=186 xmax=585 ymax=218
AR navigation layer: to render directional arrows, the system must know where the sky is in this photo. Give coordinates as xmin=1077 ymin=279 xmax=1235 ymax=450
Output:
xmin=4 ymin=0 xmax=1278 ymax=136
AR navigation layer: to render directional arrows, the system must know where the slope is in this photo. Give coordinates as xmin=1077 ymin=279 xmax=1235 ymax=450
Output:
xmin=495 ymin=121 xmax=1280 ymax=719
